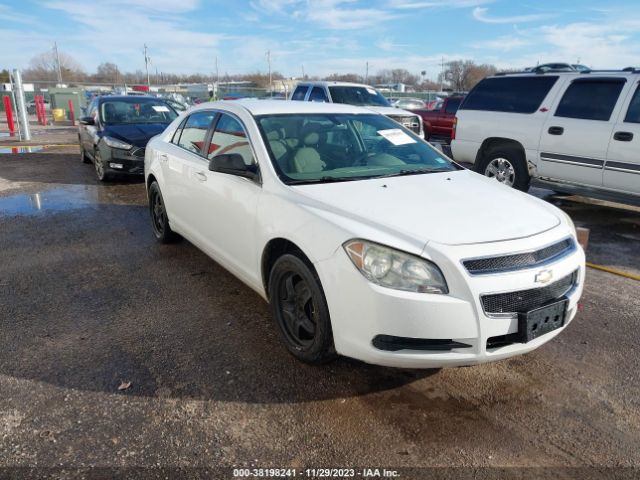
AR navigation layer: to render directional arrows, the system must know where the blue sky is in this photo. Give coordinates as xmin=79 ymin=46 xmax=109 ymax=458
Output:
xmin=1 ymin=0 xmax=640 ymax=80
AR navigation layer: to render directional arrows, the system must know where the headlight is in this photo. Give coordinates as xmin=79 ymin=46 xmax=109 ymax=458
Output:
xmin=103 ymin=136 xmax=133 ymax=150
xmin=559 ymin=209 xmax=577 ymax=236
xmin=343 ymin=240 xmax=448 ymax=294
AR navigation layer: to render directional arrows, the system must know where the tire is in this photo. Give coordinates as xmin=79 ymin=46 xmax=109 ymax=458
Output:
xmin=94 ymin=150 xmax=112 ymax=182
xmin=477 ymin=148 xmax=530 ymax=191
xmin=80 ymin=140 xmax=90 ymax=164
xmin=268 ymin=253 xmax=336 ymax=364
xmin=148 ymin=181 xmax=180 ymax=243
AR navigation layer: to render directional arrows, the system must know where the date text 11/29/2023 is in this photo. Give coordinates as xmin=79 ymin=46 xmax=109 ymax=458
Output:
xmin=233 ymin=468 xmax=400 ymax=478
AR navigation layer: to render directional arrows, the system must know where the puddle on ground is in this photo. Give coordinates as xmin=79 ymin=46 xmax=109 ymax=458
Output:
xmin=0 ymin=146 xmax=45 ymax=154
xmin=0 ymin=185 xmax=97 ymax=216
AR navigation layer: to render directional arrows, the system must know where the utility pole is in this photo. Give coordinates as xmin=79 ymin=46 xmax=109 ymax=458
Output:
xmin=440 ymin=56 xmax=445 ymax=92
xmin=365 ymin=61 xmax=369 ymax=83
xmin=301 ymin=64 xmax=305 ymax=79
xmin=143 ymin=44 xmax=151 ymax=88
xmin=53 ymin=41 xmax=63 ymax=84
xmin=266 ymin=50 xmax=272 ymax=97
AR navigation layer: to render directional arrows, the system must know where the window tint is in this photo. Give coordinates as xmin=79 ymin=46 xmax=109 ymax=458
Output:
xmin=177 ymin=111 xmax=216 ymax=155
xmin=309 ymin=87 xmax=328 ymax=102
xmin=444 ymin=98 xmax=462 ymax=114
xmin=461 ymin=76 xmax=558 ymax=114
xmin=555 ymin=79 xmax=625 ymax=121
xmin=208 ymin=113 xmax=254 ymax=165
xmin=624 ymin=85 xmax=640 ymax=123
xmin=291 ymin=86 xmax=308 ymax=101
xmin=328 ymin=86 xmax=391 ymax=107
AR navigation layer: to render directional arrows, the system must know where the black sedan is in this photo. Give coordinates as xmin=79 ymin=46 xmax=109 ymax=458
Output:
xmin=79 ymin=96 xmax=178 ymax=181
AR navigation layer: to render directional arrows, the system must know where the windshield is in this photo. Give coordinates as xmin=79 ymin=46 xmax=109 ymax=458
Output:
xmin=328 ymin=86 xmax=391 ymax=107
xmin=258 ymin=113 xmax=458 ymax=185
xmin=100 ymin=99 xmax=178 ymax=125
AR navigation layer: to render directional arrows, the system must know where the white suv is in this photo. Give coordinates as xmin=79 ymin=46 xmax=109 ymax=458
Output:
xmin=451 ymin=70 xmax=640 ymax=205
xmin=291 ymin=81 xmax=423 ymax=137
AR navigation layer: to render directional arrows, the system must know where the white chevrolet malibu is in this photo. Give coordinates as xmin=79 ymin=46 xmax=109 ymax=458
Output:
xmin=144 ymin=100 xmax=585 ymax=368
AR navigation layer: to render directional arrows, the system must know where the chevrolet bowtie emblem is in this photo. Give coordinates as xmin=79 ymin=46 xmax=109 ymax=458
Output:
xmin=535 ymin=269 xmax=554 ymax=284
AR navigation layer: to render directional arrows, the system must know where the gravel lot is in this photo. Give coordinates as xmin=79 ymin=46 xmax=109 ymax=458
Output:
xmin=0 ymin=148 xmax=639 ymax=479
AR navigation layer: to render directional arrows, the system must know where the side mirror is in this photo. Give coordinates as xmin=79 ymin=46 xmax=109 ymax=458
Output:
xmin=209 ymin=153 xmax=259 ymax=180
xmin=79 ymin=116 xmax=95 ymax=126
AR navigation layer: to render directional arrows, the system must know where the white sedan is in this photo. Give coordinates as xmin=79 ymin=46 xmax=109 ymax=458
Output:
xmin=144 ymin=100 xmax=585 ymax=368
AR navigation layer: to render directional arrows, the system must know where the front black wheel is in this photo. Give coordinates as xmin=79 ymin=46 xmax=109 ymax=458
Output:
xmin=148 ymin=181 xmax=180 ymax=243
xmin=94 ymin=150 xmax=112 ymax=182
xmin=269 ymin=253 xmax=336 ymax=364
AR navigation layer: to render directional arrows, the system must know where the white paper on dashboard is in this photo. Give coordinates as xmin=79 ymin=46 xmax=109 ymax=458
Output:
xmin=376 ymin=129 xmax=417 ymax=146
xmin=152 ymin=106 xmax=170 ymax=112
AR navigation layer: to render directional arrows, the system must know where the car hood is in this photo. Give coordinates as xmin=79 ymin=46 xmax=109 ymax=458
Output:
xmin=365 ymin=106 xmax=420 ymax=118
xmin=103 ymin=123 xmax=169 ymax=148
xmin=292 ymin=170 xmax=561 ymax=247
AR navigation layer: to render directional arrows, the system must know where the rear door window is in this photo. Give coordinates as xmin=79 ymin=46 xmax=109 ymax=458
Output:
xmin=291 ymin=86 xmax=308 ymax=101
xmin=176 ymin=111 xmax=216 ymax=156
xmin=309 ymin=87 xmax=328 ymax=103
xmin=460 ymin=76 xmax=558 ymax=114
xmin=623 ymin=85 xmax=640 ymax=123
xmin=555 ymin=78 xmax=625 ymax=121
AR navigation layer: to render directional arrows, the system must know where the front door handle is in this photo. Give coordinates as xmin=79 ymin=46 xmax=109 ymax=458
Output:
xmin=548 ymin=126 xmax=564 ymax=135
xmin=614 ymin=131 xmax=634 ymax=142
xmin=159 ymin=153 xmax=168 ymax=162
xmin=194 ymin=171 xmax=207 ymax=182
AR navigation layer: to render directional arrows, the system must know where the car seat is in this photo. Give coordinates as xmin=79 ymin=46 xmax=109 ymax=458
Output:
xmin=293 ymin=124 xmax=326 ymax=173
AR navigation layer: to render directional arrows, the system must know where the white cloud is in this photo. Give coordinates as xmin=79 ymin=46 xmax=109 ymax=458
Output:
xmin=390 ymin=0 xmax=492 ymax=9
xmin=472 ymin=35 xmax=530 ymax=52
xmin=473 ymin=7 xmax=550 ymax=24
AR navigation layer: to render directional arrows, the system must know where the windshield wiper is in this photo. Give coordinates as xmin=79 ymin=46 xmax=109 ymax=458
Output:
xmin=287 ymin=176 xmax=360 ymax=185
xmin=375 ymin=168 xmax=447 ymax=179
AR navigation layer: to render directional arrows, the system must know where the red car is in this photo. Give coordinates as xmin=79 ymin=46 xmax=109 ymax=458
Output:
xmin=412 ymin=96 xmax=464 ymax=142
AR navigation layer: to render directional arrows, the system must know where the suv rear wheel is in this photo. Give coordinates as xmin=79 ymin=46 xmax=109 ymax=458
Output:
xmin=477 ymin=148 xmax=530 ymax=191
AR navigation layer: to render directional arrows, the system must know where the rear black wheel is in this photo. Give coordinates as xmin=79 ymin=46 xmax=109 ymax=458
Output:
xmin=269 ymin=253 xmax=336 ymax=364
xmin=148 ymin=181 xmax=180 ymax=243
xmin=477 ymin=148 xmax=530 ymax=192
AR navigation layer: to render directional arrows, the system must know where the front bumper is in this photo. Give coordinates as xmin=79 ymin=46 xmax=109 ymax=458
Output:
xmin=316 ymin=228 xmax=585 ymax=368
xmin=102 ymin=146 xmax=145 ymax=175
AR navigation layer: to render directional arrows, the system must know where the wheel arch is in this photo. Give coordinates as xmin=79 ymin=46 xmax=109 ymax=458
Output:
xmin=261 ymin=238 xmax=316 ymax=297
xmin=475 ymin=137 xmax=525 ymax=167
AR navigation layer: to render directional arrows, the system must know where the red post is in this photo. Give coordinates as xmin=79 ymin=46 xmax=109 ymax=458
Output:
xmin=3 ymin=95 xmax=16 ymax=136
xmin=38 ymin=96 xmax=46 ymax=125
xmin=37 ymin=96 xmax=43 ymax=125
xmin=68 ymin=99 xmax=75 ymax=126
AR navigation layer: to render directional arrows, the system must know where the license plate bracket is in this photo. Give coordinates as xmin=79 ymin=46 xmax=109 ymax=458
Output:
xmin=518 ymin=298 xmax=569 ymax=343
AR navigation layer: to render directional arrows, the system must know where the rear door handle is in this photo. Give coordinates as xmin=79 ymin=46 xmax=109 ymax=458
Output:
xmin=548 ymin=126 xmax=564 ymax=135
xmin=194 ymin=171 xmax=207 ymax=182
xmin=614 ymin=131 xmax=634 ymax=142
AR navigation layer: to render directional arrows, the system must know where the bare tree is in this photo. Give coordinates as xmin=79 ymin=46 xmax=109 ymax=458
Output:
xmin=441 ymin=60 xmax=497 ymax=92
xmin=92 ymin=62 xmax=120 ymax=83
xmin=325 ymin=73 xmax=364 ymax=83
xmin=24 ymin=49 xmax=86 ymax=82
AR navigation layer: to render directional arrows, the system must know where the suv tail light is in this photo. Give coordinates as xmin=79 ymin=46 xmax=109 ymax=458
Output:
xmin=451 ymin=116 xmax=458 ymax=141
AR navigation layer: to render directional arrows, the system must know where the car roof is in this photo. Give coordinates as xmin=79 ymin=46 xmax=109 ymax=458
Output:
xmin=98 ymin=95 xmax=163 ymax=102
xmin=187 ymin=99 xmax=385 ymax=117
xmin=295 ymin=81 xmax=377 ymax=89
xmin=492 ymin=70 xmax=640 ymax=79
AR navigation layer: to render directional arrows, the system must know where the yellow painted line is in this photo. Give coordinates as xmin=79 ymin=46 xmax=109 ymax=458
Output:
xmin=586 ymin=262 xmax=640 ymax=281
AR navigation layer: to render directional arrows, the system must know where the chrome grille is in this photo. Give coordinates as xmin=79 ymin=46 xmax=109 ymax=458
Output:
xmin=481 ymin=270 xmax=578 ymax=316
xmin=388 ymin=115 xmax=421 ymax=134
xmin=464 ymin=238 xmax=574 ymax=275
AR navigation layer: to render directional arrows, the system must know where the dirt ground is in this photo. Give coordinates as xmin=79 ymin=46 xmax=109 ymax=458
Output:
xmin=0 ymin=146 xmax=639 ymax=479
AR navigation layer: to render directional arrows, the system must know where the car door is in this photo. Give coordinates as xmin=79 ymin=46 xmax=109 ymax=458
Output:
xmin=604 ymin=81 xmax=640 ymax=195
xmin=191 ymin=112 xmax=262 ymax=285
xmin=538 ymin=77 xmax=627 ymax=187
xmin=160 ymin=111 xmax=217 ymax=234
xmin=82 ymin=100 xmax=99 ymax=156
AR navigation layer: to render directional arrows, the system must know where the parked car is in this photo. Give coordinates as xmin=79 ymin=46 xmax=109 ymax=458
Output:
xmin=291 ymin=81 xmax=423 ymax=136
xmin=27 ymin=98 xmax=50 ymax=115
xmin=144 ymin=100 xmax=584 ymax=368
xmin=413 ymin=96 xmax=464 ymax=142
xmin=451 ymin=70 xmax=640 ymax=205
xmin=78 ymin=96 xmax=178 ymax=181
xmin=392 ymin=97 xmax=427 ymax=110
